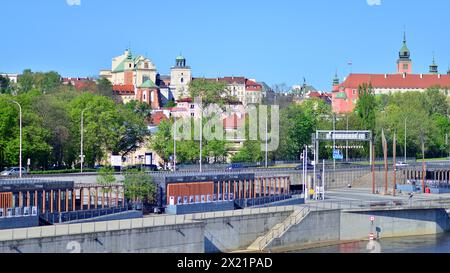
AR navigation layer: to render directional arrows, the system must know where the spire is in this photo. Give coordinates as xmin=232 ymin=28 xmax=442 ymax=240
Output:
xmin=429 ymin=52 xmax=438 ymax=74
xmin=399 ymin=31 xmax=410 ymax=60
xmin=333 ymin=70 xmax=339 ymax=85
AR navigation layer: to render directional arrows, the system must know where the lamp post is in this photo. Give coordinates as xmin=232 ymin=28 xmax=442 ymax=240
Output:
xmin=9 ymin=100 xmax=22 ymax=178
xmin=404 ymin=117 xmax=407 ymax=163
xmin=265 ymin=112 xmax=268 ymax=168
xmin=333 ymin=113 xmax=336 ymax=171
xmin=173 ymin=117 xmax=177 ymax=172
xmin=80 ymin=107 xmax=91 ymax=173
xmin=200 ymin=108 xmax=203 ymax=173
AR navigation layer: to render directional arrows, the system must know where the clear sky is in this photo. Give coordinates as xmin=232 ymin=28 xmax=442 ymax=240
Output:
xmin=1 ymin=0 xmax=449 ymax=91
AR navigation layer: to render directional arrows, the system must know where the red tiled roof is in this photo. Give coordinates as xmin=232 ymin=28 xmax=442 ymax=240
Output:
xmin=151 ymin=111 xmax=168 ymax=126
xmin=219 ymin=77 xmax=246 ymax=85
xmin=340 ymin=73 xmax=450 ymax=89
xmin=176 ymin=98 xmax=193 ymax=103
xmin=245 ymin=79 xmax=262 ymax=91
xmin=308 ymin=91 xmax=321 ymax=98
xmin=113 ymin=85 xmax=135 ymax=95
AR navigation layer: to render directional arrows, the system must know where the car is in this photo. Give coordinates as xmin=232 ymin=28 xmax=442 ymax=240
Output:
xmin=226 ymin=163 xmax=245 ymax=170
xmin=396 ymin=162 xmax=409 ymax=167
xmin=295 ymin=163 xmax=314 ymax=170
xmin=0 ymin=167 xmax=27 ymax=176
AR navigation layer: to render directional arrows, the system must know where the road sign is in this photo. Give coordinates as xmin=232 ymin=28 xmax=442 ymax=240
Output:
xmin=369 ymin=233 xmax=374 ymax=240
xmin=370 ymin=216 xmax=375 ymax=222
xmin=333 ymin=149 xmax=343 ymax=160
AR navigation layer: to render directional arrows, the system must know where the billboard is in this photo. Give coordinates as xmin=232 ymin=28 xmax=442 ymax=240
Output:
xmin=111 ymin=155 xmax=122 ymax=167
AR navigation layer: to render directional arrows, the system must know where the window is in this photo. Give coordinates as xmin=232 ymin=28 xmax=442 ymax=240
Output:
xmin=191 ymin=113 xmax=195 ymax=117
xmin=181 ymin=77 xmax=184 ymax=83
xmin=403 ymin=64 xmax=409 ymax=70
xmin=190 ymin=104 xmax=195 ymax=109
xmin=144 ymin=62 xmax=149 ymax=69
xmin=129 ymin=64 xmax=132 ymax=68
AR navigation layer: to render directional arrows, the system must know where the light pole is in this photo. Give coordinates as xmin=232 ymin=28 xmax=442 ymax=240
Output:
xmin=80 ymin=107 xmax=91 ymax=173
xmin=333 ymin=113 xmax=336 ymax=171
xmin=404 ymin=117 xmax=407 ymax=163
xmin=265 ymin=112 xmax=268 ymax=168
xmin=199 ymin=109 xmax=203 ymax=173
xmin=9 ymin=100 xmax=22 ymax=178
xmin=346 ymin=115 xmax=349 ymax=162
xmin=173 ymin=118 xmax=177 ymax=172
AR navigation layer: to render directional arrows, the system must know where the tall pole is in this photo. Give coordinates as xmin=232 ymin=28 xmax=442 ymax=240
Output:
xmin=80 ymin=107 xmax=90 ymax=174
xmin=333 ymin=114 xmax=336 ymax=171
xmin=322 ymin=159 xmax=325 ymax=200
xmin=393 ymin=132 xmax=397 ymax=196
xmin=346 ymin=115 xmax=349 ymax=162
xmin=404 ymin=118 xmax=407 ymax=163
xmin=305 ymin=145 xmax=308 ymax=200
xmin=9 ymin=101 xmax=22 ymax=178
xmin=173 ymin=118 xmax=177 ymax=172
xmin=372 ymin=143 xmax=375 ymax=194
xmin=421 ymin=134 xmax=426 ymax=193
xmin=265 ymin=112 xmax=268 ymax=168
xmin=199 ymin=108 xmax=203 ymax=173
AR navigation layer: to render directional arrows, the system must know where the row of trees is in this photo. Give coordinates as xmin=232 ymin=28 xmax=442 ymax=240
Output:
xmin=152 ymin=83 xmax=450 ymax=164
xmin=0 ymin=70 xmax=151 ymax=170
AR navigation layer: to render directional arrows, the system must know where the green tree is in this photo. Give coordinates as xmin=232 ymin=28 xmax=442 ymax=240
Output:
xmin=0 ymin=75 xmax=11 ymax=94
xmin=123 ymin=169 xmax=157 ymax=204
xmin=97 ymin=166 xmax=117 ymax=186
xmin=354 ymin=83 xmax=376 ymax=131
xmin=96 ymin=78 xmax=114 ymax=98
xmin=188 ymin=79 xmax=228 ymax=107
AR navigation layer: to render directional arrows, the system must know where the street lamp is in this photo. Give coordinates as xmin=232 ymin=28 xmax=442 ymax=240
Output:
xmin=9 ymin=100 xmax=22 ymax=178
xmin=80 ymin=107 xmax=91 ymax=173
xmin=173 ymin=117 xmax=177 ymax=172
xmin=404 ymin=117 xmax=407 ymax=163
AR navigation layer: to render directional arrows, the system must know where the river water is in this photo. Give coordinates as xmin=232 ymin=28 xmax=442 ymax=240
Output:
xmin=294 ymin=234 xmax=450 ymax=253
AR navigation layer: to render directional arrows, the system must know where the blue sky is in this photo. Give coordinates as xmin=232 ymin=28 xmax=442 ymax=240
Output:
xmin=1 ymin=0 xmax=449 ymax=91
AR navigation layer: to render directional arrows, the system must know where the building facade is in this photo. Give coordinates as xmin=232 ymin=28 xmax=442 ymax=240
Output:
xmin=332 ymin=34 xmax=450 ymax=113
xmin=101 ymin=49 xmax=161 ymax=108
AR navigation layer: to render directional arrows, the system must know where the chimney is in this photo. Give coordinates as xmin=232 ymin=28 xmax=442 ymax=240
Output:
xmin=403 ymin=73 xmax=406 ymax=79
xmin=438 ymin=74 xmax=441 ymax=79
xmin=384 ymin=74 xmax=387 ymax=79
xmin=420 ymin=74 xmax=423 ymax=79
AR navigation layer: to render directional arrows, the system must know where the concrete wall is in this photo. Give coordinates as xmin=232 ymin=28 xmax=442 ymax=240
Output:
xmin=268 ymin=210 xmax=341 ymax=249
xmin=266 ymin=208 xmax=450 ymax=252
xmin=0 ymin=221 xmax=205 ymax=253
xmin=340 ymin=208 xmax=449 ymax=240
xmin=203 ymin=210 xmax=293 ymax=253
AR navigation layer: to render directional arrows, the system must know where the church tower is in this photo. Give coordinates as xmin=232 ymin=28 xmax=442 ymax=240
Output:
xmin=429 ymin=54 xmax=438 ymax=74
xmin=170 ymin=54 xmax=192 ymax=100
xmin=397 ymin=32 xmax=412 ymax=74
xmin=332 ymin=71 xmax=340 ymax=92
